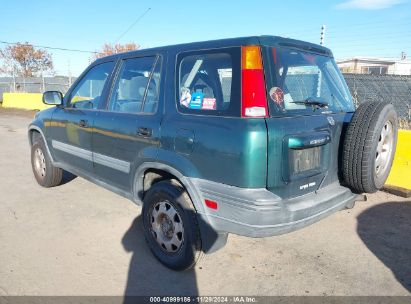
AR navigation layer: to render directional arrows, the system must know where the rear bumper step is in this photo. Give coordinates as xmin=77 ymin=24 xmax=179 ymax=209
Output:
xmin=191 ymin=178 xmax=360 ymax=237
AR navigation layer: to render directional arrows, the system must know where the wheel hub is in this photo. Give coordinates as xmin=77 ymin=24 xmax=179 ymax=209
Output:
xmin=375 ymin=121 xmax=394 ymax=178
xmin=160 ymin=214 xmax=174 ymax=238
xmin=34 ymin=148 xmax=46 ymax=178
xmin=150 ymin=201 xmax=184 ymax=253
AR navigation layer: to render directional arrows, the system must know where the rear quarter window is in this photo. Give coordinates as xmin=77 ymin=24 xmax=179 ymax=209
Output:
xmin=176 ymin=48 xmax=241 ymax=117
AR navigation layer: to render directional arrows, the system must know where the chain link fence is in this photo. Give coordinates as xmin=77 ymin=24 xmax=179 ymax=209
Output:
xmin=0 ymin=76 xmax=76 ymax=102
xmin=0 ymin=74 xmax=410 ymax=129
xmin=343 ymin=73 xmax=411 ymax=129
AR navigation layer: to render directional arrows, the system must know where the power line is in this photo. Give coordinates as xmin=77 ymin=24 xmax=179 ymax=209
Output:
xmin=286 ymin=29 xmax=411 ymax=42
xmin=0 ymin=40 xmax=99 ymax=54
xmin=326 ymin=30 xmax=411 ymax=38
xmin=291 ymin=20 xmax=411 ymax=34
xmin=326 ymin=21 xmax=411 ymax=33
xmin=114 ymin=7 xmax=151 ymax=44
xmin=281 ymin=20 xmax=411 ymax=40
xmin=326 ymin=36 xmax=411 ymax=46
xmin=323 ymin=19 xmax=411 ymax=29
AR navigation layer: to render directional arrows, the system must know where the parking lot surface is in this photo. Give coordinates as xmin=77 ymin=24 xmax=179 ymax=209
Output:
xmin=0 ymin=110 xmax=410 ymax=296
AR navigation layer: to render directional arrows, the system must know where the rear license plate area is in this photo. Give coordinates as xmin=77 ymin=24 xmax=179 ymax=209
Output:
xmin=290 ymin=146 xmax=322 ymax=175
xmin=282 ymin=132 xmax=330 ymax=182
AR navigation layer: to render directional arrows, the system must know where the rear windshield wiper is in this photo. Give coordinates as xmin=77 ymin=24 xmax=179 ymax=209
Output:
xmin=290 ymin=97 xmax=329 ymax=109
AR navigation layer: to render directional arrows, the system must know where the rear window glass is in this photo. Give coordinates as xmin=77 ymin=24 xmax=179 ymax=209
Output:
xmin=176 ymin=48 xmax=240 ymax=116
xmin=266 ymin=47 xmax=355 ymax=116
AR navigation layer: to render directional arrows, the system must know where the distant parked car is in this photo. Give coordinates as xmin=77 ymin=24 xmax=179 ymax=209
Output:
xmin=28 ymin=36 xmax=398 ymax=270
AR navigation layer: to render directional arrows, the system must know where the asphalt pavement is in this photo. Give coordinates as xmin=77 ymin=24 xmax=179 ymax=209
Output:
xmin=0 ymin=110 xmax=410 ymax=296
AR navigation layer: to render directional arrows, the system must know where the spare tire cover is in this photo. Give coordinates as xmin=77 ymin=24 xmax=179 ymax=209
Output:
xmin=343 ymin=101 xmax=398 ymax=193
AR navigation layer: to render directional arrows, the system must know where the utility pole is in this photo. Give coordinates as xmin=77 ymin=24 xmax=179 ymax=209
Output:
xmin=68 ymin=60 xmax=72 ymax=87
xmin=41 ymin=73 xmax=45 ymax=92
xmin=12 ymin=66 xmax=16 ymax=92
xmin=317 ymin=25 xmax=326 ymax=98
xmin=320 ymin=25 xmax=326 ymax=45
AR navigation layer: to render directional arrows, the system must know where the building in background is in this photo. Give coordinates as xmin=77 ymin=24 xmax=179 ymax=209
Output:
xmin=337 ymin=54 xmax=411 ymax=75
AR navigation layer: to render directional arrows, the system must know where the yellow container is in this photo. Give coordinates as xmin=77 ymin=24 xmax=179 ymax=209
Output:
xmin=2 ymin=92 xmax=54 ymax=111
xmin=386 ymin=129 xmax=411 ymax=190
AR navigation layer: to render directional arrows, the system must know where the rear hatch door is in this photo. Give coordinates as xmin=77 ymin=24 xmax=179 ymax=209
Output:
xmin=262 ymin=45 xmax=355 ymax=199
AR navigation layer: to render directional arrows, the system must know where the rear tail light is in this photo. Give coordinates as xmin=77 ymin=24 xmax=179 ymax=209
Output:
xmin=241 ymin=46 xmax=268 ymax=118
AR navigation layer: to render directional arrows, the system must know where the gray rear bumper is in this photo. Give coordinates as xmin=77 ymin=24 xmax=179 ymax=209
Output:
xmin=190 ymin=178 xmax=360 ymax=238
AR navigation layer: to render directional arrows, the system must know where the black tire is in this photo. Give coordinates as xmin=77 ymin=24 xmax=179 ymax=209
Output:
xmin=343 ymin=101 xmax=398 ymax=193
xmin=31 ymin=138 xmax=63 ymax=187
xmin=142 ymin=181 xmax=202 ymax=270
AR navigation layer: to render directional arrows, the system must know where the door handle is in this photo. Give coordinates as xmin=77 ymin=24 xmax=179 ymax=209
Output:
xmin=137 ymin=127 xmax=152 ymax=137
xmin=79 ymin=119 xmax=89 ymax=128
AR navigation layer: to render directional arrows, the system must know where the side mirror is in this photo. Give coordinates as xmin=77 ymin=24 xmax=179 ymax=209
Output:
xmin=43 ymin=91 xmax=63 ymax=106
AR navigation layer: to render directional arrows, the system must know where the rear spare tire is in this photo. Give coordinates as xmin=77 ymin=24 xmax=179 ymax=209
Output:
xmin=343 ymin=101 xmax=398 ymax=193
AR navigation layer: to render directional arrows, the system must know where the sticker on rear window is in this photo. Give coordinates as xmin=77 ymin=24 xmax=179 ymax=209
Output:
xmin=269 ymin=87 xmax=284 ymax=106
xmin=180 ymin=87 xmax=191 ymax=108
xmin=202 ymin=98 xmax=216 ymax=110
xmin=189 ymin=92 xmax=204 ymax=109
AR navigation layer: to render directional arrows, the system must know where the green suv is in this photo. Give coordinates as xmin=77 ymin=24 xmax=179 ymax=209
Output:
xmin=28 ymin=36 xmax=398 ymax=270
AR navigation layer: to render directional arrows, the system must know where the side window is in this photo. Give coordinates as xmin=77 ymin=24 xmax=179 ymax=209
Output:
xmin=177 ymin=49 xmax=240 ymax=116
xmin=108 ymin=56 xmax=161 ymax=114
xmin=68 ymin=61 xmax=114 ymax=109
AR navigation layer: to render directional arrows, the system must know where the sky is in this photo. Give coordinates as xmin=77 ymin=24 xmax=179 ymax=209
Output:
xmin=2 ymin=0 xmax=411 ymax=76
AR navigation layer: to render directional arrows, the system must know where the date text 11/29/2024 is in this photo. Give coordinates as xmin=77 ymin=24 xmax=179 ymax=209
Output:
xmin=149 ymin=296 xmax=257 ymax=303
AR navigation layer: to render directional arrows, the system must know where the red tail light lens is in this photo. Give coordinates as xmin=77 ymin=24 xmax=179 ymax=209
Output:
xmin=241 ymin=46 xmax=268 ymax=118
xmin=205 ymin=199 xmax=218 ymax=210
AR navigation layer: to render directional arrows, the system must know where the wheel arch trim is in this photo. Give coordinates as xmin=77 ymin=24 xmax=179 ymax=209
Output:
xmin=133 ymin=162 xmax=205 ymax=214
xmin=28 ymin=125 xmax=55 ymax=163
xmin=133 ymin=161 xmax=227 ymax=254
